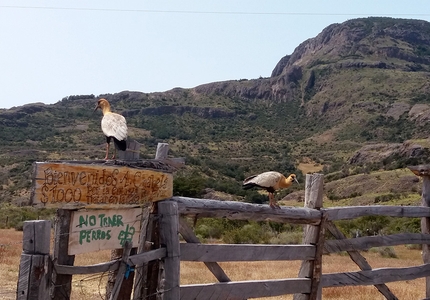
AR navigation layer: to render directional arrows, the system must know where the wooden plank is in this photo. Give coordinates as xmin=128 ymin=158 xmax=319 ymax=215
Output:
xmin=325 ymin=232 xmax=430 ymax=253
xmin=155 ymin=143 xmax=170 ymax=160
xmin=31 ymin=162 xmax=173 ymax=208
xmin=309 ymin=213 xmax=326 ymax=300
xmin=17 ymin=220 xmax=52 ymax=300
xmin=68 ymin=207 xmax=142 ymax=255
xmin=146 ymin=204 xmax=161 ymax=300
xmin=179 ymin=217 xmax=231 ymax=282
xmin=109 ymin=241 xmax=133 ymax=300
xmin=295 ymin=173 xmax=324 ymax=300
xmin=180 ymin=278 xmax=311 ymax=300
xmin=180 ymin=244 xmax=316 ymax=262
xmin=322 ymin=263 xmax=430 ymax=287
xmin=17 ymin=254 xmax=51 ymax=300
xmin=22 ymin=220 xmax=51 ymax=254
xmin=52 ymin=209 xmax=75 ymax=300
xmin=132 ymin=206 xmax=150 ymax=300
xmin=55 ymin=260 xmax=121 ymax=275
xmin=173 ymin=197 xmax=322 ymax=225
xmin=159 ymin=201 xmax=181 ymax=300
xmin=325 ymin=221 xmax=398 ymax=300
xmin=324 ymin=205 xmax=430 ymax=221
xmin=420 ymin=174 xmax=430 ymax=298
xmin=54 ymin=248 xmax=166 ymax=275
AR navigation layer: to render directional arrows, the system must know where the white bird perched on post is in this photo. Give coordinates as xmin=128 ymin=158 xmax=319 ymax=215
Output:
xmin=242 ymin=171 xmax=299 ymax=208
xmin=94 ymin=98 xmax=128 ymax=160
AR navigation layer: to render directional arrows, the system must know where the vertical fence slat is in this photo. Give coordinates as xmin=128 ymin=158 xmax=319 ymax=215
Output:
xmin=422 ymin=175 xmax=430 ymax=298
xmin=133 ymin=206 xmax=151 ymax=300
xmin=158 ymin=201 xmax=180 ymax=300
xmin=17 ymin=220 xmax=51 ymax=300
xmin=109 ymin=241 xmax=133 ymax=300
xmin=52 ymin=209 xmax=75 ymax=300
xmin=294 ymin=173 xmax=324 ymax=300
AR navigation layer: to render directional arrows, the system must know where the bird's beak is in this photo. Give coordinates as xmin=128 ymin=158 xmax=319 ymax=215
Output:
xmin=294 ymin=178 xmax=299 ymax=184
xmin=93 ymin=104 xmax=99 ymax=112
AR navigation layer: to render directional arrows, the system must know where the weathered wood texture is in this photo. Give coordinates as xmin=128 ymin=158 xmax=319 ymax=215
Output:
xmin=159 ymin=201 xmax=181 ymax=300
xmin=180 ymin=244 xmax=316 ymax=262
xmin=52 ymin=209 xmax=75 ymax=300
xmin=31 ymin=162 xmax=173 ymax=208
xmin=325 ymin=221 xmax=397 ymax=300
xmin=17 ymin=220 xmax=51 ymax=300
xmin=109 ymin=241 xmax=133 ymax=300
xmin=69 ymin=207 xmax=142 ymax=255
xmin=325 ymin=205 xmax=430 ymax=220
xmin=173 ymin=197 xmax=322 ymax=225
xmin=17 ymin=255 xmax=51 ymax=300
xmin=155 ymin=143 xmax=170 ymax=160
xmin=145 ymin=204 xmax=161 ymax=300
xmin=22 ymin=220 xmax=51 ymax=254
xmin=55 ymin=248 xmax=166 ymax=275
xmin=133 ymin=206 xmax=151 ymax=300
xmin=420 ymin=174 xmax=430 ymax=298
xmin=295 ymin=173 xmax=324 ymax=300
xmin=325 ymin=232 xmax=430 ymax=253
xmin=322 ymin=263 xmax=430 ymax=287
xmin=106 ymin=246 xmax=136 ymax=300
xmin=118 ymin=139 xmax=141 ymax=161
xmin=180 ymin=278 xmax=311 ymax=300
xmin=179 ymin=217 xmax=231 ymax=282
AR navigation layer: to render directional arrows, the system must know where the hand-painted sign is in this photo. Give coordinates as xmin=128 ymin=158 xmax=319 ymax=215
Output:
xmin=30 ymin=162 xmax=173 ymax=208
xmin=68 ymin=208 xmax=142 ymax=255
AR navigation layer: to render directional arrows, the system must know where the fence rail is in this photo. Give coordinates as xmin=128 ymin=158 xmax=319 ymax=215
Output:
xmin=16 ymin=170 xmax=430 ymax=300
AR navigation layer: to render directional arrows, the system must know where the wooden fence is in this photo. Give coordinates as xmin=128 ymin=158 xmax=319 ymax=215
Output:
xmin=17 ymin=169 xmax=430 ymax=300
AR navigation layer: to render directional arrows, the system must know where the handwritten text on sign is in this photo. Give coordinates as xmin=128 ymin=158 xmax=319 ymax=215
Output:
xmin=69 ymin=208 xmax=142 ymax=255
xmin=31 ymin=162 xmax=173 ymax=207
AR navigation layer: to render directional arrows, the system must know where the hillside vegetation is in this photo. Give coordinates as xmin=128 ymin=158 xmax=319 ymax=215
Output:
xmin=0 ymin=17 xmax=429 ymax=217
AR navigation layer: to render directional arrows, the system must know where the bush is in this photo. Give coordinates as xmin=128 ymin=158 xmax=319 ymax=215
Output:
xmin=371 ymin=247 xmax=398 ymax=258
xmin=222 ymin=222 xmax=272 ymax=244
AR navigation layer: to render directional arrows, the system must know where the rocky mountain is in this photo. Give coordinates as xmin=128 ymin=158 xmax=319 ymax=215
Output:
xmin=1 ymin=17 xmax=430 ymax=207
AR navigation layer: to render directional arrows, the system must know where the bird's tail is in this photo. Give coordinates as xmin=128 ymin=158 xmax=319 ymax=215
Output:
xmin=114 ymin=138 xmax=127 ymax=151
xmin=242 ymin=182 xmax=257 ymax=190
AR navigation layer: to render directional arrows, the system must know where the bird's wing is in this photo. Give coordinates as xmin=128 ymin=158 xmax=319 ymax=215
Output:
xmin=245 ymin=171 xmax=282 ymax=188
xmin=101 ymin=113 xmax=128 ymax=141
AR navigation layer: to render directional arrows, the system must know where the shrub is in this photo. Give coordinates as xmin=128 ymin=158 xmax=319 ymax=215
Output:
xmin=222 ymin=222 xmax=272 ymax=244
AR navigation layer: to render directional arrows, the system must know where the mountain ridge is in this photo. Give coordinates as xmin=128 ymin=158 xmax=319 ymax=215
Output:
xmin=1 ymin=16 xmax=430 ymax=207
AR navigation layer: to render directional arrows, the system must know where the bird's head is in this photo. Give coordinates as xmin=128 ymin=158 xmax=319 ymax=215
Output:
xmin=289 ymin=174 xmax=299 ymax=184
xmin=94 ymin=98 xmax=111 ymax=114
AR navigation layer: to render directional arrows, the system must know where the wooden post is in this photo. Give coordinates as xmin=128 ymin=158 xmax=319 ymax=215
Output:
xmin=294 ymin=173 xmax=324 ymax=300
xmin=17 ymin=220 xmax=51 ymax=300
xmin=144 ymin=143 xmax=170 ymax=300
xmin=158 ymin=201 xmax=180 ymax=300
xmin=52 ymin=209 xmax=75 ymax=300
xmin=155 ymin=143 xmax=169 ymax=160
xmin=408 ymin=165 xmax=430 ymax=298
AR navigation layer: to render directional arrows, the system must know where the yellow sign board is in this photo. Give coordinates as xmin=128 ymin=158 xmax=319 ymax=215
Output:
xmin=31 ymin=162 xmax=173 ymax=208
xmin=68 ymin=208 xmax=142 ymax=255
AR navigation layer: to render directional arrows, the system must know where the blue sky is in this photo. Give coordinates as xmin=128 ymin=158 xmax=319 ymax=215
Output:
xmin=1 ymin=1 xmax=430 ymax=109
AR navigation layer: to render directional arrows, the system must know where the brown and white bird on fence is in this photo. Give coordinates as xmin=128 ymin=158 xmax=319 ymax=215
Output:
xmin=94 ymin=98 xmax=128 ymax=160
xmin=242 ymin=171 xmax=299 ymax=208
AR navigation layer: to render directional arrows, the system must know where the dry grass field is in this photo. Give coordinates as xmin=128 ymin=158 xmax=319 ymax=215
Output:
xmin=0 ymin=228 xmax=426 ymax=300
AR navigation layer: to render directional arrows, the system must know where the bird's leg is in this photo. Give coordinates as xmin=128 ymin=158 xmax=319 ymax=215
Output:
xmin=269 ymin=193 xmax=280 ymax=209
xmin=104 ymin=143 xmax=110 ymax=160
xmin=111 ymin=147 xmax=117 ymax=160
